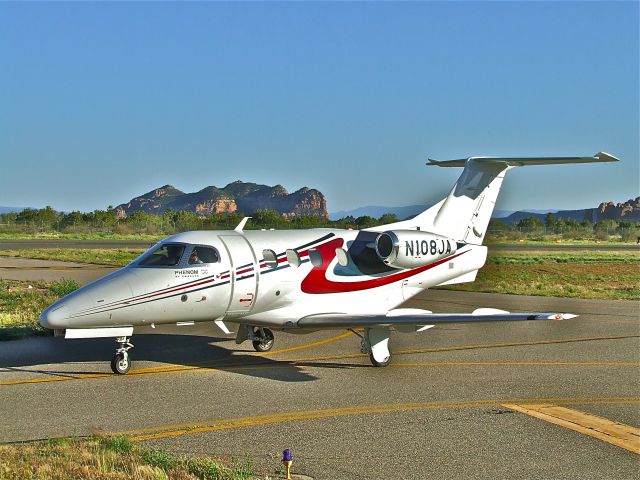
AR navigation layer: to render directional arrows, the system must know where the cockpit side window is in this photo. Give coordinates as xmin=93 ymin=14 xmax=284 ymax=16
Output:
xmin=188 ymin=246 xmax=220 ymax=265
xmin=138 ymin=244 xmax=185 ymax=267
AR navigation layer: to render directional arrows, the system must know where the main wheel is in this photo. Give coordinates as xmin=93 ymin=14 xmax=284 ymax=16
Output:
xmin=369 ymin=353 xmax=391 ymax=367
xmin=111 ymin=352 xmax=131 ymax=374
xmin=252 ymin=328 xmax=274 ymax=352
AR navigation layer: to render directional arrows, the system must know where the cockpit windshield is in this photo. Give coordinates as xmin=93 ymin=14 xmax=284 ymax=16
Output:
xmin=138 ymin=244 xmax=185 ymax=267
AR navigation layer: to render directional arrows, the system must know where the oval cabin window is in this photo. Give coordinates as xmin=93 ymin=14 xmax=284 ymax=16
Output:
xmin=309 ymin=249 xmax=323 ymax=267
xmin=262 ymin=249 xmax=278 ymax=268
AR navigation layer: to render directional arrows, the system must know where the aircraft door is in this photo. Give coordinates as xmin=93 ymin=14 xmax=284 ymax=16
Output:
xmin=219 ymin=235 xmax=258 ymax=317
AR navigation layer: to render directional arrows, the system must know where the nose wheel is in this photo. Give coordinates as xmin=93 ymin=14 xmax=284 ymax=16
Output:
xmin=252 ymin=327 xmax=274 ymax=352
xmin=111 ymin=336 xmax=134 ymax=374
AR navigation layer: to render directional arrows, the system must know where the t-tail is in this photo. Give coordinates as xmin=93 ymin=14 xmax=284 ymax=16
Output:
xmin=378 ymin=152 xmax=619 ymax=245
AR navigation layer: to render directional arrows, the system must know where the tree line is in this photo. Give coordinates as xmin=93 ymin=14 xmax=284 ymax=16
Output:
xmin=0 ymin=207 xmax=636 ymax=240
xmin=0 ymin=206 xmax=401 ymax=234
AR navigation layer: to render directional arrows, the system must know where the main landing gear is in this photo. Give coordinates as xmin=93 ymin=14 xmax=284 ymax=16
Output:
xmin=252 ymin=327 xmax=274 ymax=352
xmin=235 ymin=325 xmax=275 ymax=352
xmin=352 ymin=327 xmax=392 ymax=367
xmin=111 ymin=336 xmax=134 ymax=374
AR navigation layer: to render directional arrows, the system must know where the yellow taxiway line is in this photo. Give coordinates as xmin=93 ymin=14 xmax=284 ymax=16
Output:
xmin=255 ymin=331 xmax=354 ymax=356
xmin=111 ymin=396 xmax=640 ymax=443
xmin=0 ymin=334 xmax=638 ymax=386
xmin=503 ymin=403 xmax=640 ymax=454
xmin=2 ymin=360 xmax=638 ymax=387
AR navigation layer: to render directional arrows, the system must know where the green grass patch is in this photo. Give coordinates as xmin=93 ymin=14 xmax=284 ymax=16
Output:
xmin=485 ymin=237 xmax=636 ymax=246
xmin=0 ymin=436 xmax=258 ymax=479
xmin=0 ymin=279 xmax=79 ymax=340
xmin=0 ymin=248 xmax=145 ymax=266
xmin=486 ymin=251 xmax=640 ymax=265
xmin=441 ymin=260 xmax=640 ymax=300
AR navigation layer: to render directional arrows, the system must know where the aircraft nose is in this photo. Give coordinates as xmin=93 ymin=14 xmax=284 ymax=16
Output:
xmin=39 ymin=289 xmax=94 ymax=330
xmin=39 ymin=303 xmax=71 ymax=329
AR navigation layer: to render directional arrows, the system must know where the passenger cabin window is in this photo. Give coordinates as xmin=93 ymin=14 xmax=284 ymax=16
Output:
xmin=188 ymin=246 xmax=220 ymax=265
xmin=309 ymin=249 xmax=323 ymax=267
xmin=262 ymin=249 xmax=278 ymax=268
xmin=286 ymin=249 xmax=301 ymax=267
xmin=138 ymin=244 xmax=185 ymax=267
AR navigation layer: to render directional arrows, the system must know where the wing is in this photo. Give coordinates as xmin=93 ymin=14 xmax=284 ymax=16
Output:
xmin=296 ymin=308 xmax=576 ymax=329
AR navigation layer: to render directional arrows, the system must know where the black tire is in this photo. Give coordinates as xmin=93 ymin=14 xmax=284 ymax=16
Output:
xmin=110 ymin=352 xmax=131 ymax=374
xmin=252 ymin=328 xmax=274 ymax=352
xmin=369 ymin=353 xmax=391 ymax=367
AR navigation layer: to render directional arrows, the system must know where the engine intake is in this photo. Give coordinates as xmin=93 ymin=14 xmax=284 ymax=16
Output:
xmin=374 ymin=230 xmax=458 ymax=269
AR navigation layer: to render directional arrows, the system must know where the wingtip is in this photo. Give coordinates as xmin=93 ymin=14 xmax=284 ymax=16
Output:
xmin=594 ymin=152 xmax=620 ymax=162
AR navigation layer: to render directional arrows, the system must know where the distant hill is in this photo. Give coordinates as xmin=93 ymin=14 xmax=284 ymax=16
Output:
xmin=330 ymin=204 xmax=517 ymax=220
xmin=330 ymin=205 xmax=428 ymax=220
xmin=330 ymin=198 xmax=640 ymax=224
xmin=499 ymin=197 xmax=640 ymax=224
xmin=115 ymin=181 xmax=329 ymax=219
xmin=0 ymin=206 xmax=28 ymax=214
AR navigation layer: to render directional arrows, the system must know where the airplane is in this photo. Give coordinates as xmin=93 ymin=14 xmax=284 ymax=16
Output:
xmin=40 ymin=152 xmax=618 ymax=374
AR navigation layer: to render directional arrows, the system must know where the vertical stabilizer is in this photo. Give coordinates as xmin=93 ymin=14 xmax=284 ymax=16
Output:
xmin=376 ymin=152 xmax=618 ymax=245
xmin=430 ymin=160 xmax=509 ymax=244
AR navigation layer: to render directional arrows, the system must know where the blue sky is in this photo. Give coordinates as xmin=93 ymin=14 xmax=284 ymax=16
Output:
xmin=1 ymin=1 xmax=638 ymax=214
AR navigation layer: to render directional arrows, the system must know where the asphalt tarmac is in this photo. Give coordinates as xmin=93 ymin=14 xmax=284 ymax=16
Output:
xmin=0 ymin=256 xmax=118 ymax=284
xmin=1 ymin=289 xmax=638 ymax=479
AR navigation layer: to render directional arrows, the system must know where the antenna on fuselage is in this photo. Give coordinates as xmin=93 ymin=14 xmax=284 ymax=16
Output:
xmin=234 ymin=217 xmax=252 ymax=233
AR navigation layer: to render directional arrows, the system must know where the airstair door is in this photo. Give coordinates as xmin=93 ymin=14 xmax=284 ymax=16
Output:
xmin=219 ymin=235 xmax=258 ymax=317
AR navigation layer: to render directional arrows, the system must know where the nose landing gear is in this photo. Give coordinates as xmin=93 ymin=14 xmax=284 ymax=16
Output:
xmin=111 ymin=336 xmax=134 ymax=374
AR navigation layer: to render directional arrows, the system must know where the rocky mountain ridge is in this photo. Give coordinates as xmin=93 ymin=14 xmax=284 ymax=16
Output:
xmin=114 ymin=181 xmax=328 ymax=219
xmin=499 ymin=197 xmax=640 ymax=224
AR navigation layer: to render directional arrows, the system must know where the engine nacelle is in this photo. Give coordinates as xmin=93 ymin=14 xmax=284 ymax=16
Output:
xmin=374 ymin=230 xmax=458 ymax=269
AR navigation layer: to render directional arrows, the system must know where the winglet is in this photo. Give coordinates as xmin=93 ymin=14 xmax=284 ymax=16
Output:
xmin=234 ymin=217 xmax=251 ymax=232
xmin=594 ymin=151 xmax=620 ymax=163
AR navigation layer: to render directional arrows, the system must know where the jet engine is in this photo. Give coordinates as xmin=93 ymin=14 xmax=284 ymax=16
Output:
xmin=374 ymin=230 xmax=458 ymax=269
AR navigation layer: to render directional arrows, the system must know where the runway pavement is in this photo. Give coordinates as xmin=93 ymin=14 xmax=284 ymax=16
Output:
xmin=0 ymin=256 xmax=118 ymax=284
xmin=1 ymin=289 xmax=638 ymax=479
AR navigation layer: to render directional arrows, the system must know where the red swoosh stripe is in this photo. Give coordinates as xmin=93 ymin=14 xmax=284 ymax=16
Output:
xmin=300 ymin=238 xmax=468 ymax=294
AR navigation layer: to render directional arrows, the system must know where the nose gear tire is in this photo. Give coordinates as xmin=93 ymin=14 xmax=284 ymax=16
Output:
xmin=111 ymin=352 xmax=131 ymax=374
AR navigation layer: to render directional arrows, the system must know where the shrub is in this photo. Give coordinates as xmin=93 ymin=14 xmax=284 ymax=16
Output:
xmin=98 ymin=435 xmax=133 ymax=454
xmin=141 ymin=448 xmax=178 ymax=471
xmin=49 ymin=278 xmax=79 ymax=297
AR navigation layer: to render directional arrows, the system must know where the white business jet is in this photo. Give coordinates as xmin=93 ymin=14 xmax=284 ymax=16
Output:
xmin=40 ymin=152 xmax=618 ymax=373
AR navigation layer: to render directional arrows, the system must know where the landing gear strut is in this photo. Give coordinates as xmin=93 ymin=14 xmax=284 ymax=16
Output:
xmin=252 ymin=327 xmax=274 ymax=352
xmin=354 ymin=327 xmax=392 ymax=367
xmin=111 ymin=336 xmax=134 ymax=374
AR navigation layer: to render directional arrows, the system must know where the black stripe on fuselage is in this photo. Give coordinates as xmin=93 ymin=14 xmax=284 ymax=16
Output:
xmin=74 ymin=272 xmax=220 ymax=315
xmin=70 ymin=280 xmax=232 ymax=318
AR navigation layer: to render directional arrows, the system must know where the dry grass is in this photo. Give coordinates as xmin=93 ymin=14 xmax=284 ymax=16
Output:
xmin=0 ymin=436 xmax=257 ymax=480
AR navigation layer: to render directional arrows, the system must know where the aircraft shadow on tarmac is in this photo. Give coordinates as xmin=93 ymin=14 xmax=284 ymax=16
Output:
xmin=0 ymin=333 xmax=347 ymax=382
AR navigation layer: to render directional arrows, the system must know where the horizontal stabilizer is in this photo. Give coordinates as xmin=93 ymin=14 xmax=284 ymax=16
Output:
xmin=296 ymin=310 xmax=577 ymax=329
xmin=427 ymin=151 xmax=619 ymax=168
